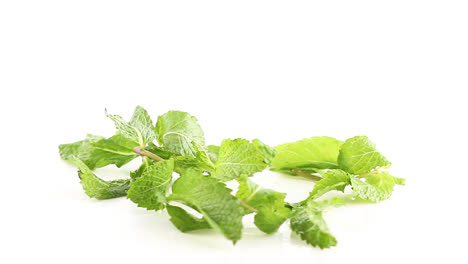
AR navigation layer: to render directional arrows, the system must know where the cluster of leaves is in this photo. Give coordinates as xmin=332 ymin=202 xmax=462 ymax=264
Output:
xmin=59 ymin=106 xmax=404 ymax=248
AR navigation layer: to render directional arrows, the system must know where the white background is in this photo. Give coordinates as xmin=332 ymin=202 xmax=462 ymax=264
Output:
xmin=1 ymin=1 xmax=467 ymax=263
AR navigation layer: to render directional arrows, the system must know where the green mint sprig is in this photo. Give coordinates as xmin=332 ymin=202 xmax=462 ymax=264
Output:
xmin=59 ymin=106 xmax=404 ymax=248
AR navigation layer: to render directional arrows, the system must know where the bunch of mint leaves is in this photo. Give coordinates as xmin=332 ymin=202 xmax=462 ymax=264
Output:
xmin=59 ymin=106 xmax=404 ymax=249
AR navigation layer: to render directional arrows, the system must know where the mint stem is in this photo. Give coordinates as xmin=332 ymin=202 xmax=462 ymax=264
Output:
xmin=292 ymin=169 xmax=322 ymax=181
xmin=134 ymin=146 xmax=164 ymax=161
xmin=240 ymin=200 xmax=258 ymax=213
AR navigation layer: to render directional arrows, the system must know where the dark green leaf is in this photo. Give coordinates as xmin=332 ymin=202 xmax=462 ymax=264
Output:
xmin=127 ymin=159 xmax=174 ymax=210
xmin=169 ymin=170 xmax=244 ymax=243
xmin=290 ymin=199 xmax=342 ymax=249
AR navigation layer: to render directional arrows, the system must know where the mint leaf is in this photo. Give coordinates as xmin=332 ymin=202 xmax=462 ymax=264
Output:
xmin=207 ymin=145 xmax=220 ymax=163
xmin=166 ymin=205 xmax=211 ymax=232
xmin=169 ymin=169 xmax=244 ymax=243
xmin=252 ymin=139 xmax=277 ymax=164
xmin=145 ymin=142 xmax=175 ymax=160
xmin=392 ymin=176 xmax=406 ymax=185
xmin=174 ymin=148 xmax=215 ymax=174
xmin=127 ymin=159 xmax=174 ymax=210
xmin=130 ymin=162 xmax=148 ymax=179
xmin=129 ymin=143 xmax=174 ymax=179
xmin=106 ymin=106 xmax=157 ymax=147
xmin=212 ymin=138 xmax=273 ymax=181
xmin=338 ymin=136 xmax=391 ymax=175
xmin=155 ymin=111 xmax=205 ymax=157
xmin=290 ymin=199 xmax=341 ymax=249
xmin=60 ymin=107 xmax=404 ymax=248
xmin=310 ymin=169 xmax=351 ymax=199
xmin=72 ymin=158 xmax=131 ymax=199
xmin=271 ymin=136 xmax=344 ymax=174
xmin=350 ymin=171 xmax=398 ymax=202
xmin=172 ymin=143 xmax=215 ymax=174
xmin=59 ymin=134 xmax=104 ymax=168
xmin=90 ymin=133 xmax=139 ymax=165
xmin=254 ymin=203 xmax=291 ymax=234
xmin=59 ymin=133 xmax=139 ymax=170
xmin=236 ymin=176 xmax=291 ymax=234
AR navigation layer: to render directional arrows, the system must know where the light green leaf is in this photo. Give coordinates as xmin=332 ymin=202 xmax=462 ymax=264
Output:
xmin=155 ymin=111 xmax=205 ymax=157
xmin=127 ymin=159 xmax=174 ymax=210
xmin=392 ymin=176 xmax=406 ymax=185
xmin=93 ymin=133 xmax=140 ymax=153
xmin=350 ymin=171 xmax=398 ymax=202
xmin=254 ymin=204 xmax=291 ymax=234
xmin=59 ymin=133 xmax=139 ymax=170
xmin=212 ymin=139 xmax=272 ymax=181
xmin=166 ymin=205 xmax=211 ymax=232
xmin=59 ymin=134 xmax=103 ymax=167
xmin=271 ymin=137 xmax=344 ymax=174
xmin=106 ymin=106 xmax=157 ymax=147
xmin=237 ymin=176 xmax=291 ymax=234
xmin=310 ymin=169 xmax=351 ymax=199
xmin=169 ymin=170 xmax=244 ymax=243
xmin=252 ymin=139 xmax=277 ymax=164
xmin=236 ymin=175 xmax=262 ymax=206
xmin=72 ymin=158 xmax=131 ymax=199
xmin=207 ymin=145 xmax=220 ymax=163
xmin=290 ymin=199 xmax=340 ymax=249
xmin=338 ymin=136 xmax=391 ymax=175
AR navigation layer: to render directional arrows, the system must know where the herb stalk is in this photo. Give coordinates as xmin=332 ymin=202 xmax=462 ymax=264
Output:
xmin=134 ymin=146 xmax=164 ymax=161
